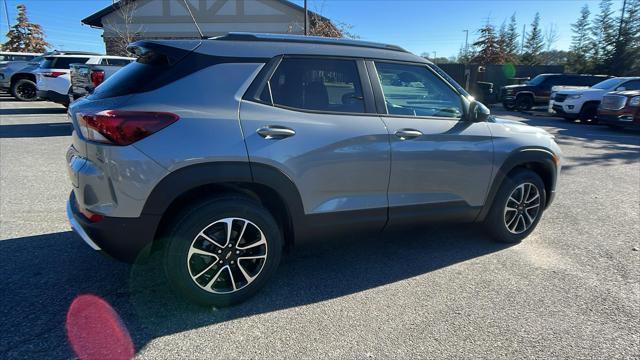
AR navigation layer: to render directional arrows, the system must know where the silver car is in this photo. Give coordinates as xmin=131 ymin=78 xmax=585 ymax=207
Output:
xmin=66 ymin=33 xmax=561 ymax=306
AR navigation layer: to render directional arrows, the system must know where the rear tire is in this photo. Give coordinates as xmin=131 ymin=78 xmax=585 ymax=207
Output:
xmin=515 ymin=95 xmax=534 ymax=111
xmin=11 ymin=79 xmax=38 ymax=101
xmin=484 ymin=169 xmax=546 ymax=243
xmin=163 ymin=196 xmax=283 ymax=307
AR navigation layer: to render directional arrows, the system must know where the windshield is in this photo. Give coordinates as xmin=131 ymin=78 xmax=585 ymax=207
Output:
xmin=591 ymin=78 xmax=624 ymax=90
xmin=527 ymin=75 xmax=548 ymax=86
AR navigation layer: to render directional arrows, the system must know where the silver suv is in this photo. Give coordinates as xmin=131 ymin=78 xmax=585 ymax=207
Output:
xmin=66 ymin=33 xmax=561 ymax=306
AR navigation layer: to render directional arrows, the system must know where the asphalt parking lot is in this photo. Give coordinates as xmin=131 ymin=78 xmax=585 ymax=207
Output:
xmin=1 ymin=94 xmax=638 ymax=359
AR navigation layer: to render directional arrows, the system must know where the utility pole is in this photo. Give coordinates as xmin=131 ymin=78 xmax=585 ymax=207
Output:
xmin=617 ymin=0 xmax=627 ymax=42
xmin=304 ymin=0 xmax=308 ymax=36
xmin=432 ymin=51 xmax=437 ymax=63
xmin=463 ymin=29 xmax=469 ymax=62
xmin=521 ymin=24 xmax=526 ymax=53
xmin=3 ymin=0 xmax=10 ymax=33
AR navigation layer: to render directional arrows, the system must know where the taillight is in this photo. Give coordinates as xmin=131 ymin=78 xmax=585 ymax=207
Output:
xmin=79 ymin=207 xmax=104 ymax=223
xmin=42 ymin=71 xmax=66 ymax=78
xmin=77 ymin=110 xmax=179 ymax=146
xmin=90 ymin=70 xmax=105 ymax=88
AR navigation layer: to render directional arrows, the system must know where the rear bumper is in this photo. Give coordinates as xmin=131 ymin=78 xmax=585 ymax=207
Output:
xmin=37 ymin=89 xmax=69 ymax=105
xmin=67 ymin=191 xmax=160 ymax=263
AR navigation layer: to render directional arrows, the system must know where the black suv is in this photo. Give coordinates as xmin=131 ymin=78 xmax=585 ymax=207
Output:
xmin=501 ymin=74 xmax=610 ymax=110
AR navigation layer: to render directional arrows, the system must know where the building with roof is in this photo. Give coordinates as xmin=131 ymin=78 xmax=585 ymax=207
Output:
xmin=82 ymin=0 xmax=336 ymax=55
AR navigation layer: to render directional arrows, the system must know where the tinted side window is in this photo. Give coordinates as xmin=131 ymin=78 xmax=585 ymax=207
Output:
xmin=576 ymin=76 xmax=598 ymax=86
xmin=52 ymin=57 xmax=90 ymax=69
xmin=374 ymin=62 xmax=462 ymax=118
xmin=621 ymin=80 xmax=640 ymax=90
xmin=267 ymin=58 xmax=365 ymax=113
xmin=542 ymin=76 xmax=564 ymax=87
xmin=584 ymin=76 xmax=607 ymax=86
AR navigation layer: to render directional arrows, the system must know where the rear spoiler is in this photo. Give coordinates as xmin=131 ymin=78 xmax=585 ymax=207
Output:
xmin=127 ymin=40 xmax=202 ymax=66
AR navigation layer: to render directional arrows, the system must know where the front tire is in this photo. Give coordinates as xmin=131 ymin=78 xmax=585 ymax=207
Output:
xmin=163 ymin=196 xmax=283 ymax=307
xmin=11 ymin=79 xmax=38 ymax=101
xmin=579 ymin=103 xmax=598 ymax=123
xmin=503 ymin=103 xmax=516 ymax=111
xmin=485 ymin=169 xmax=546 ymax=243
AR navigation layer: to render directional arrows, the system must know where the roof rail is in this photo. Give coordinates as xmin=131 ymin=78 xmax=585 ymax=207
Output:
xmin=212 ymin=32 xmax=409 ymax=53
xmin=46 ymin=50 xmax=103 ymax=56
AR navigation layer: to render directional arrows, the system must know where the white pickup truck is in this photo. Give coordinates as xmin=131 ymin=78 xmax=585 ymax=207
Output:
xmin=69 ymin=57 xmax=134 ymax=102
xmin=34 ymin=54 xmax=133 ymax=107
xmin=549 ymin=77 xmax=640 ymax=121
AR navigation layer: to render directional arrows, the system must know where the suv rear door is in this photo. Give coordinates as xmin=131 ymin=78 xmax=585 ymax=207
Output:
xmin=368 ymin=60 xmax=493 ymax=225
xmin=240 ymin=56 xmax=391 ymax=234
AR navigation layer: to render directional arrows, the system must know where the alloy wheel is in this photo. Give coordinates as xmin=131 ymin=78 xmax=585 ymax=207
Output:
xmin=187 ymin=218 xmax=268 ymax=294
xmin=16 ymin=82 xmax=36 ymax=100
xmin=504 ymin=182 xmax=541 ymax=234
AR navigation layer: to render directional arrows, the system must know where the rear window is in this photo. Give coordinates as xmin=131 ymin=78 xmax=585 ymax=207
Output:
xmin=100 ymin=58 xmax=133 ymax=66
xmin=89 ymin=53 xmax=171 ymax=100
xmin=41 ymin=57 xmax=90 ymax=69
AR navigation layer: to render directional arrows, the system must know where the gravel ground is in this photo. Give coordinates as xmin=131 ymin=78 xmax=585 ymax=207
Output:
xmin=1 ymin=95 xmax=638 ymax=359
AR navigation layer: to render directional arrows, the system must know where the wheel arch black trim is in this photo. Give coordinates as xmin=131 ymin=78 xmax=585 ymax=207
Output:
xmin=477 ymin=147 xmax=558 ymax=221
xmin=141 ymin=161 xmax=307 ymax=246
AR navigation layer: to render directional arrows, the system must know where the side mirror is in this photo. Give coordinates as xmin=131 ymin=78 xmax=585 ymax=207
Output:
xmin=468 ymin=101 xmax=491 ymax=122
xmin=616 ymin=86 xmax=626 ymax=91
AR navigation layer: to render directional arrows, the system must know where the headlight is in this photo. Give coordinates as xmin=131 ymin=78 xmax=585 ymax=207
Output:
xmin=568 ymin=94 xmax=582 ymax=99
xmin=629 ymin=96 xmax=640 ymax=107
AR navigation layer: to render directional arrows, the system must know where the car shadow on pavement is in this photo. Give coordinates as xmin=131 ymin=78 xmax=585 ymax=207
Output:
xmin=0 ymin=122 xmax=72 ymax=138
xmin=491 ymin=109 xmax=639 ymax=171
xmin=0 ymin=226 xmax=511 ymax=358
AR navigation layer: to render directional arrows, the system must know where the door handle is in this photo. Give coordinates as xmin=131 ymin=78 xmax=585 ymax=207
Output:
xmin=257 ymin=125 xmax=296 ymax=139
xmin=395 ymin=129 xmax=423 ymax=140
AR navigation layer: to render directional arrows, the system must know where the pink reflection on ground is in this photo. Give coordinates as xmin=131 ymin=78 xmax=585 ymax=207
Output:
xmin=66 ymin=294 xmax=134 ymax=360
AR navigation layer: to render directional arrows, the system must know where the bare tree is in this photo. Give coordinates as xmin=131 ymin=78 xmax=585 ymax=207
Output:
xmin=102 ymin=0 xmax=143 ymax=55
xmin=542 ymin=23 xmax=559 ymax=64
xmin=288 ymin=1 xmax=357 ymax=38
xmin=544 ymin=23 xmax=559 ymax=51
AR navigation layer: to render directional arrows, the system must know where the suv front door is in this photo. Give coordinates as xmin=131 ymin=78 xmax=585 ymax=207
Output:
xmin=368 ymin=60 xmax=494 ymax=225
xmin=240 ymin=56 xmax=391 ymax=234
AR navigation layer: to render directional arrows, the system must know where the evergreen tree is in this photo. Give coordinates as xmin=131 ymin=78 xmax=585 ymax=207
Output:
xmin=1 ymin=4 xmax=49 ymax=52
xmin=568 ymin=5 xmax=592 ymax=72
xmin=521 ymin=13 xmax=545 ymax=65
xmin=608 ymin=0 xmax=640 ymax=75
xmin=590 ymin=0 xmax=616 ymax=71
xmin=497 ymin=21 xmax=508 ymax=63
xmin=504 ymin=14 xmax=520 ymax=63
xmin=628 ymin=0 xmax=640 ymax=74
xmin=471 ymin=21 xmax=501 ymax=64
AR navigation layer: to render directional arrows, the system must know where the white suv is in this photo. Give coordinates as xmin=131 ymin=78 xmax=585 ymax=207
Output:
xmin=35 ymin=54 xmax=133 ymax=107
xmin=550 ymin=77 xmax=640 ymax=121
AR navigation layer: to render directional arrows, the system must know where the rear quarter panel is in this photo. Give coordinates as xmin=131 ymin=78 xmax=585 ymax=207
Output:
xmin=130 ymin=62 xmax=264 ymax=171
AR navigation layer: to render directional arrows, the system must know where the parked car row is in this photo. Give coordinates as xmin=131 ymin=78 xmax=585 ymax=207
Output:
xmin=548 ymin=77 xmax=640 ymax=127
xmin=498 ymin=72 xmax=639 ymax=129
xmin=0 ymin=50 xmax=133 ymax=107
xmin=501 ymin=73 xmax=611 ymax=111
